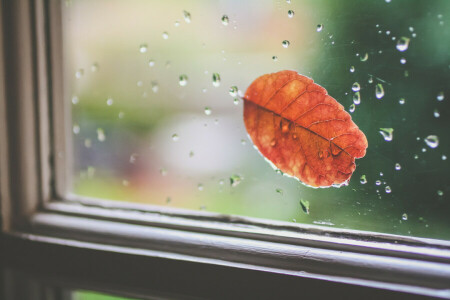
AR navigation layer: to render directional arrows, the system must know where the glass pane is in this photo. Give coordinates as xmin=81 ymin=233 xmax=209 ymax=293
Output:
xmin=64 ymin=0 xmax=450 ymax=240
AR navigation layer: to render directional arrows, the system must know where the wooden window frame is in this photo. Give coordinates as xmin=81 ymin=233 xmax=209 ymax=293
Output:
xmin=0 ymin=1 xmax=449 ymax=299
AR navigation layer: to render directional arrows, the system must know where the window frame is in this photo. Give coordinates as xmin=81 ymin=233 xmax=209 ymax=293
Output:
xmin=1 ymin=1 xmax=450 ymax=299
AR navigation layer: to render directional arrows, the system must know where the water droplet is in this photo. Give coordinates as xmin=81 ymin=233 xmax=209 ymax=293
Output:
xmin=288 ymin=10 xmax=294 ymax=18
xmin=379 ymin=172 xmax=384 ymax=177
xmin=360 ymin=175 xmax=367 ymax=184
xmin=396 ymin=37 xmax=410 ymax=52
xmin=148 ymin=59 xmax=155 ymax=67
xmin=118 ymin=111 xmax=124 ymax=119
xmin=137 ymin=80 xmax=143 ymax=87
xmin=385 ymin=186 xmax=392 ymax=193
xmin=395 ymin=163 xmax=401 ymax=170
xmin=233 ymin=98 xmax=239 ymax=105
xmin=229 ymin=86 xmax=238 ymax=97
xmin=276 ymin=188 xmax=283 ymax=195
xmin=160 ymin=168 xmax=168 ymax=176
xmin=402 ymin=213 xmax=408 ymax=221
xmin=349 ymin=104 xmax=356 ymax=113
xmin=204 ymin=107 xmax=212 ymax=115
xmin=84 ymin=139 xmax=92 ymax=148
xmin=139 ymin=44 xmax=148 ymax=53
xmin=75 ymin=69 xmax=84 ymax=79
xmin=174 ymin=20 xmax=180 ymax=27
xmin=316 ymin=24 xmax=323 ymax=32
xmin=106 ymin=97 xmax=114 ymax=106
xmin=71 ymin=96 xmax=79 ymax=105
xmin=179 ymin=74 xmax=188 ymax=86
xmin=400 ymin=58 xmax=406 ymax=64
xmin=386 ymin=30 xmax=391 ymax=35
xmin=270 ymin=139 xmax=277 ymax=147
xmin=437 ymin=190 xmax=444 ymax=196
xmin=375 ymin=83 xmax=385 ymax=99
xmin=422 ymin=147 xmax=427 ymax=153
xmin=129 ymin=153 xmax=138 ymax=164
xmin=91 ymin=63 xmax=99 ymax=72
xmin=241 ymin=139 xmax=247 ymax=145
xmin=349 ymin=66 xmax=355 ymax=73
xmin=221 ymin=15 xmax=229 ymax=25
xmin=352 ymin=82 xmax=361 ymax=92
xmin=73 ymin=124 xmax=80 ymax=135
xmin=197 ymin=183 xmax=204 ymax=191
xmin=379 ymin=128 xmax=393 ymax=141
xmin=360 ymin=53 xmax=369 ymax=62
xmin=272 ymin=55 xmax=278 ymax=61
xmin=97 ymin=128 xmax=105 ymax=142
xmin=282 ymin=40 xmax=290 ymax=48
xmin=437 ymin=92 xmax=444 ymax=101
xmin=434 ymin=109 xmax=440 ymax=118
xmin=299 ymin=199 xmax=310 ymax=214
xmin=375 ymin=180 xmax=381 ymax=186
xmin=353 ymin=92 xmax=361 ymax=105
xmin=368 ymin=76 xmax=373 ymax=84
xmin=399 ymin=98 xmax=405 ymax=105
xmin=409 ymin=27 xmax=414 ymax=33
xmin=424 ymin=135 xmax=439 ymax=148
xmin=166 ymin=196 xmax=172 ymax=203
xmin=162 ymin=32 xmax=169 ymax=39
xmin=151 ymin=81 xmax=159 ymax=93
xmin=414 ymin=154 xmax=419 ymax=159
xmin=212 ymin=73 xmax=221 ymax=87
xmin=230 ymin=174 xmax=242 ymax=187
xmin=442 ymin=155 xmax=447 ymax=160
xmin=183 ymin=10 xmax=191 ymax=23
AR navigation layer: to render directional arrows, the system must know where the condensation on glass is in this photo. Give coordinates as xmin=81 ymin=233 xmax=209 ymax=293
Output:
xmin=63 ymin=0 xmax=450 ymax=240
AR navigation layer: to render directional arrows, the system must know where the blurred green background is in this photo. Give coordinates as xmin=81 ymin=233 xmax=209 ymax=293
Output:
xmin=64 ymin=0 xmax=450 ymax=240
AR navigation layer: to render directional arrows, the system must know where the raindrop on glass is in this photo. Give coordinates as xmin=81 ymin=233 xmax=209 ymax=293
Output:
xmin=282 ymin=40 xmax=290 ymax=48
xmin=151 ymin=81 xmax=159 ymax=93
xmin=300 ymin=199 xmax=310 ymax=214
xmin=73 ymin=124 xmax=80 ymax=135
xmin=434 ymin=109 xmax=440 ymax=118
xmin=71 ymin=96 xmax=79 ymax=105
xmin=84 ymin=139 xmax=92 ymax=148
xmin=183 ymin=10 xmax=191 ymax=23
xmin=288 ymin=10 xmax=294 ymax=18
xmin=375 ymin=83 xmax=385 ymax=99
xmin=360 ymin=53 xmax=369 ymax=61
xmin=349 ymin=66 xmax=355 ymax=73
xmin=395 ymin=163 xmax=401 ymax=170
xmin=349 ymin=104 xmax=356 ymax=113
xmin=353 ymin=92 xmax=361 ymax=105
xmin=399 ymin=98 xmax=405 ymax=105
xmin=174 ymin=20 xmax=180 ymax=27
xmin=148 ymin=59 xmax=155 ymax=67
xmin=375 ymin=180 xmax=381 ymax=186
xmin=106 ymin=97 xmax=114 ymax=106
xmin=97 ymin=128 xmax=105 ymax=142
xmin=129 ymin=153 xmax=138 ymax=164
xmin=229 ymin=86 xmax=238 ymax=97
xmin=204 ymin=107 xmax=212 ymax=115
xmin=400 ymin=58 xmax=406 ymax=64
xmin=437 ymin=190 xmax=444 ymax=196
xmin=424 ymin=135 xmax=439 ymax=148
xmin=75 ymin=69 xmax=84 ymax=79
xmin=360 ymin=175 xmax=367 ymax=184
xmin=316 ymin=24 xmax=323 ymax=32
xmin=139 ymin=44 xmax=148 ymax=53
xmin=233 ymin=98 xmax=239 ymax=105
xmin=162 ymin=32 xmax=169 ymax=39
xmin=402 ymin=213 xmax=408 ymax=221
xmin=221 ymin=15 xmax=229 ymax=25
xmin=172 ymin=133 xmax=179 ymax=141
xmin=385 ymin=186 xmax=392 ymax=193
xmin=276 ymin=188 xmax=283 ymax=195
xmin=230 ymin=174 xmax=242 ymax=187
xmin=368 ymin=76 xmax=373 ymax=84
xmin=91 ymin=63 xmax=99 ymax=72
xmin=396 ymin=37 xmax=410 ymax=52
xmin=437 ymin=92 xmax=444 ymax=101
xmin=442 ymin=155 xmax=447 ymax=160
xmin=352 ymin=82 xmax=361 ymax=92
xmin=272 ymin=55 xmax=278 ymax=61
xmin=179 ymin=74 xmax=188 ymax=86
xmin=212 ymin=73 xmax=221 ymax=87
xmin=379 ymin=128 xmax=393 ymax=141
xmin=197 ymin=183 xmax=204 ymax=191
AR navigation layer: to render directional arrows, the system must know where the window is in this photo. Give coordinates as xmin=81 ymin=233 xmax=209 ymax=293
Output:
xmin=1 ymin=0 xmax=449 ymax=299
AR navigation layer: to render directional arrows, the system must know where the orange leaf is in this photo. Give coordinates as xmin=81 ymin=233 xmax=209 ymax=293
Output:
xmin=243 ymin=70 xmax=368 ymax=188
